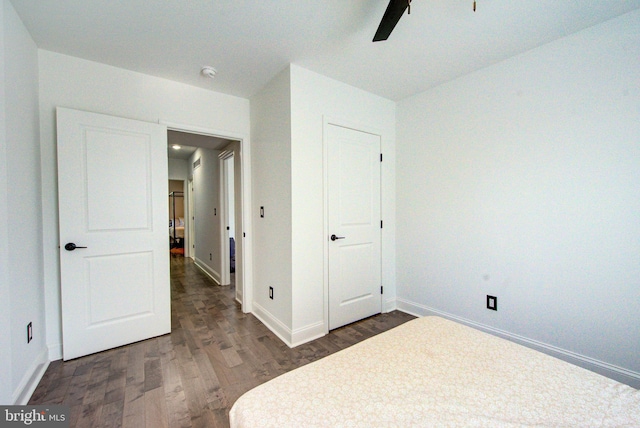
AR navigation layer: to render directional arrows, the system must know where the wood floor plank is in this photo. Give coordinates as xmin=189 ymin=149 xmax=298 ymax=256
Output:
xmin=160 ymin=354 xmax=192 ymax=428
xmin=144 ymin=386 xmax=169 ymax=428
xmin=104 ymin=363 xmax=127 ymax=404
xmin=144 ymin=358 xmax=162 ymax=392
xmin=29 ymin=374 xmax=72 ymax=404
xmin=192 ymin=349 xmax=223 ymax=404
xmin=202 ymin=345 xmax=235 ymax=388
xmin=29 ymin=256 xmax=416 ymax=427
xmin=96 ymin=400 xmax=124 ymax=428
xmin=83 ymin=357 xmax=112 ymax=405
xmin=179 ymin=367 xmax=211 ymax=428
xmin=126 ymin=341 xmax=146 ymax=388
xmin=65 ymin=359 xmax=96 ymax=407
xmin=74 ymin=401 xmax=102 ymax=428
xmin=122 ymin=382 xmax=145 ymax=428
xmin=220 ymin=347 xmax=243 ymax=368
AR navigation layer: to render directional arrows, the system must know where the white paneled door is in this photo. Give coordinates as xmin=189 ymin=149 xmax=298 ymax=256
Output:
xmin=327 ymin=124 xmax=382 ymax=330
xmin=57 ymin=108 xmax=170 ymax=360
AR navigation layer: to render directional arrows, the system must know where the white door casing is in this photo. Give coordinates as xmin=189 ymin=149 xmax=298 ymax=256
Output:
xmin=188 ymin=178 xmax=195 ymax=259
xmin=218 ymin=150 xmax=231 ymax=286
xmin=163 ymin=121 xmax=252 ymax=314
xmin=219 ymin=149 xmax=241 ymax=301
xmin=327 ymin=123 xmax=382 ymax=330
xmin=57 ymin=107 xmax=170 ymax=360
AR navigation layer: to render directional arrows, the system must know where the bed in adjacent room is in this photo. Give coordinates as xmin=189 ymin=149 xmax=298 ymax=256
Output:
xmin=229 ymin=316 xmax=640 ymax=427
xmin=169 ymin=189 xmax=184 ymax=248
xmin=169 ymin=217 xmax=184 ymax=247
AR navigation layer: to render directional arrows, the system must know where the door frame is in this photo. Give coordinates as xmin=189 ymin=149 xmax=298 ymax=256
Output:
xmin=218 ymin=148 xmax=234 ymax=288
xmin=187 ymin=178 xmax=194 ymax=259
xmin=162 ymin=121 xmax=253 ymax=313
xmin=322 ymin=116 xmax=383 ymax=334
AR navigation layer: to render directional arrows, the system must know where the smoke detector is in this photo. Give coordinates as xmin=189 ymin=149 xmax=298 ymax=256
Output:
xmin=201 ymin=66 xmax=217 ymax=79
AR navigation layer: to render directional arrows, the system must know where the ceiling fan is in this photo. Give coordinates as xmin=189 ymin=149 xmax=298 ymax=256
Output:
xmin=372 ymin=0 xmax=412 ymax=42
xmin=373 ymin=0 xmax=477 ymax=42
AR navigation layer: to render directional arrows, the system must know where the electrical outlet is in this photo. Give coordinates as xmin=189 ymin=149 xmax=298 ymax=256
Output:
xmin=269 ymin=286 xmax=274 ymax=300
xmin=27 ymin=322 xmax=33 ymax=343
xmin=486 ymin=295 xmax=497 ymax=311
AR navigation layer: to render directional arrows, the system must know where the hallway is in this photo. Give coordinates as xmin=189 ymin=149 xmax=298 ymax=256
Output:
xmin=29 ymin=257 xmax=415 ymax=427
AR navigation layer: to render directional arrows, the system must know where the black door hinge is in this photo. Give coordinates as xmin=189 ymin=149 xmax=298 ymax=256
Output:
xmin=381 ymin=286 xmax=384 ymax=294
xmin=380 ymin=153 xmax=383 ymax=162
xmin=381 ymin=220 xmax=383 ymax=229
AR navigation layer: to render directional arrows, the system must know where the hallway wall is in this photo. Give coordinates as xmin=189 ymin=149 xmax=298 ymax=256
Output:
xmin=189 ymin=148 xmax=223 ymax=282
xmin=1 ymin=0 xmax=46 ymax=404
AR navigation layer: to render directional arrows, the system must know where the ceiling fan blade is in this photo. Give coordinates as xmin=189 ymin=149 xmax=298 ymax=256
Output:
xmin=373 ymin=0 xmax=410 ymax=42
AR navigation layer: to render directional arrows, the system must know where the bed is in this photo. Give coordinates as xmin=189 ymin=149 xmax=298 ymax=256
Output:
xmin=169 ymin=190 xmax=184 ymax=248
xmin=169 ymin=217 xmax=184 ymax=247
xmin=229 ymin=316 xmax=640 ymax=427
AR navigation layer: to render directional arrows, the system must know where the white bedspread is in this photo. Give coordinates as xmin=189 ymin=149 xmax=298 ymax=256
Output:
xmin=169 ymin=225 xmax=184 ymax=239
xmin=229 ymin=316 xmax=640 ymax=427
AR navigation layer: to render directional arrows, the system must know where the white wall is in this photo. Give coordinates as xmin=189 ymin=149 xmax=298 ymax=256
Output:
xmin=250 ymin=64 xmax=396 ymax=345
xmin=0 ymin=0 xmax=10 ymax=405
xmin=189 ymin=147 xmax=223 ymax=281
xmin=396 ymin=10 xmax=640 ymax=387
xmin=38 ymin=50 xmax=250 ymax=359
xmin=289 ymin=65 xmax=396 ymax=342
xmin=168 ymin=157 xmax=189 ymax=181
xmin=1 ymin=0 xmax=47 ymax=404
xmin=250 ymin=66 xmax=293 ymax=335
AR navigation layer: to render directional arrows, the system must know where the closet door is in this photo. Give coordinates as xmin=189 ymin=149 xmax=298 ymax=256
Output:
xmin=327 ymin=124 xmax=382 ymax=330
xmin=57 ymin=107 xmax=170 ymax=360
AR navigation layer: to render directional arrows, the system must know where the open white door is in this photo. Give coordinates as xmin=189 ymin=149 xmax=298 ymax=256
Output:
xmin=327 ymin=124 xmax=382 ymax=330
xmin=57 ymin=107 xmax=170 ymax=360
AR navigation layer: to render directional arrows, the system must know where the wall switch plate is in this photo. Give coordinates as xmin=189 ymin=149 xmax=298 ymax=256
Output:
xmin=487 ymin=295 xmax=497 ymax=311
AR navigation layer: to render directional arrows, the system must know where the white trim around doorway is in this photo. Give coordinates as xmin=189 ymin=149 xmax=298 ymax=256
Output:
xmin=161 ymin=121 xmax=253 ymax=314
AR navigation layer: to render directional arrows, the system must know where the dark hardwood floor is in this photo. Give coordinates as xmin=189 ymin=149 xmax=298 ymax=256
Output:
xmin=29 ymin=256 xmax=415 ymax=427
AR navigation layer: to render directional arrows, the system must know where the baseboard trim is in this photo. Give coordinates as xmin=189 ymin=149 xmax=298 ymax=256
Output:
xmin=251 ymin=304 xmax=326 ymax=348
xmin=396 ymin=298 xmax=640 ymax=389
xmin=291 ymin=321 xmax=325 ymax=347
xmin=47 ymin=342 xmax=62 ymax=361
xmin=383 ymin=297 xmax=397 ymax=313
xmin=194 ymin=258 xmax=221 ymax=285
xmin=12 ymin=347 xmax=49 ymax=405
xmin=251 ymin=302 xmax=293 ymax=347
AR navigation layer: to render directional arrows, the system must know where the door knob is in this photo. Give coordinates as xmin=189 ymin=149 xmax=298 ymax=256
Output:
xmin=64 ymin=243 xmax=87 ymax=251
xmin=330 ymin=234 xmax=345 ymax=241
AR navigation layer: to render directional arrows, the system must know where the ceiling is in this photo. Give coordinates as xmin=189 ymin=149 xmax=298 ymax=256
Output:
xmin=167 ymin=130 xmax=236 ymax=160
xmin=10 ymin=1 xmax=640 ymax=102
